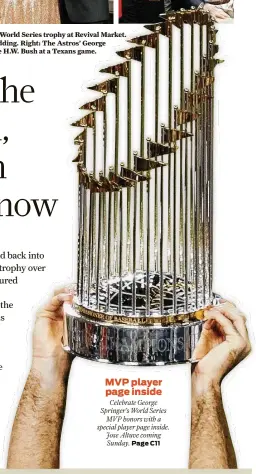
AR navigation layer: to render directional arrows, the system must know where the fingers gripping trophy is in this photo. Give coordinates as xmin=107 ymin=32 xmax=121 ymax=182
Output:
xmin=63 ymin=8 xmax=224 ymax=365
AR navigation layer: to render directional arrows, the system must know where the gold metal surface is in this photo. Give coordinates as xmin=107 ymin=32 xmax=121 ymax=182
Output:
xmin=74 ymin=302 xmax=208 ymax=326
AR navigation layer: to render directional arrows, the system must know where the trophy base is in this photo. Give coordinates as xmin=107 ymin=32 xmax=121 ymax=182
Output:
xmin=63 ymin=303 xmax=204 ymax=365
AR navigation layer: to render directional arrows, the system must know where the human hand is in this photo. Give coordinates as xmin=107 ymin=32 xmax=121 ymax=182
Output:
xmin=32 ymin=288 xmax=74 ymax=382
xmin=203 ymin=3 xmax=230 ymax=21
xmin=192 ymin=302 xmax=251 ymax=393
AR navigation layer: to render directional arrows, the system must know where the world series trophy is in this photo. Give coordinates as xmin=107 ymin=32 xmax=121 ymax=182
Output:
xmin=63 ymin=8 xmax=223 ymax=365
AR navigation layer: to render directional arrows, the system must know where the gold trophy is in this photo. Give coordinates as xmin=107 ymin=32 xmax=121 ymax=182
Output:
xmin=63 ymin=9 xmax=222 ymax=364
